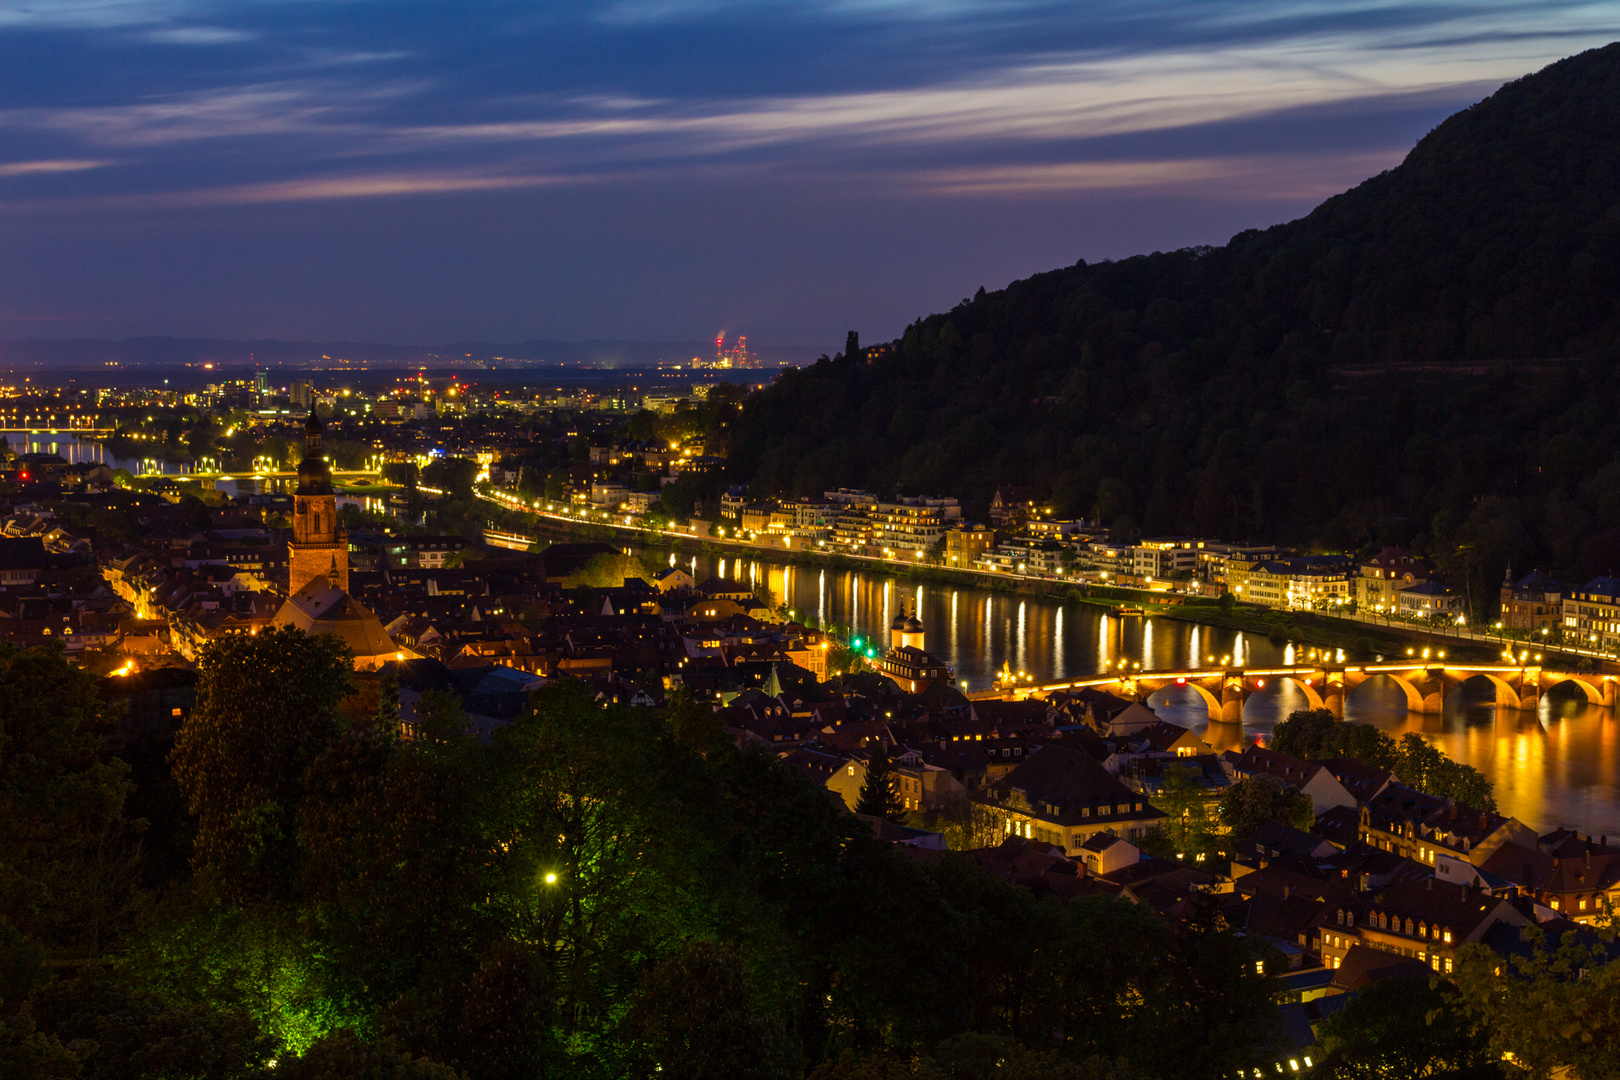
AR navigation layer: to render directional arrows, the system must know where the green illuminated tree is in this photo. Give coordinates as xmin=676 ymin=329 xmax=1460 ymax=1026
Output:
xmin=485 ymin=682 xmax=671 ymax=1047
xmin=171 ymin=627 xmax=354 ymax=896
xmin=254 ymin=1029 xmax=462 ymax=1080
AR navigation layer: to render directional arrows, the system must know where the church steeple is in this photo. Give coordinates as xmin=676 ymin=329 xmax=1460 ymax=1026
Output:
xmin=289 ymin=408 xmax=348 ymax=594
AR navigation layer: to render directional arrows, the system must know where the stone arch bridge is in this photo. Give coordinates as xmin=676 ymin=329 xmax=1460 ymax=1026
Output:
xmin=1008 ymin=663 xmax=1618 ymax=722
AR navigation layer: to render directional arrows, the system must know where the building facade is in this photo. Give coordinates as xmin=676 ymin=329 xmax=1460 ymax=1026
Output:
xmin=1564 ymin=577 xmax=1620 ymax=653
xmin=1229 ymin=555 xmax=1352 ymax=610
xmin=1499 ymin=570 xmax=1564 ymax=632
xmin=1356 ymin=548 xmax=1429 ymax=612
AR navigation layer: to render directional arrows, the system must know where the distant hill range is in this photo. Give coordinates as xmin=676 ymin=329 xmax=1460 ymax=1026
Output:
xmin=729 ymin=43 xmax=1620 ymax=601
xmin=0 ymin=337 xmax=819 ymax=370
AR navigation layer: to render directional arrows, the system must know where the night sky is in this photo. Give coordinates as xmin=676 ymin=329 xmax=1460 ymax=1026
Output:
xmin=1 ymin=1 xmax=1615 ymax=349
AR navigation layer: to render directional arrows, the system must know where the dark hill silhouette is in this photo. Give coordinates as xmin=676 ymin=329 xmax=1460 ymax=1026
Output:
xmin=728 ymin=43 xmax=1620 ymax=612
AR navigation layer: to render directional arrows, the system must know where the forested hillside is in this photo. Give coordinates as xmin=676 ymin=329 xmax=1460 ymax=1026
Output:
xmin=728 ymin=44 xmax=1620 ymax=602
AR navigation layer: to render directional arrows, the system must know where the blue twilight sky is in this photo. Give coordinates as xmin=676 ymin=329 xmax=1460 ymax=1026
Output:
xmin=0 ymin=1 xmax=1615 ymax=350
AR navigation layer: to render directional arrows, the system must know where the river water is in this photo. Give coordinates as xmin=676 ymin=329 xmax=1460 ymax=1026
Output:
xmin=671 ymin=550 xmax=1620 ymax=838
xmin=2 ymin=430 xmax=191 ymax=474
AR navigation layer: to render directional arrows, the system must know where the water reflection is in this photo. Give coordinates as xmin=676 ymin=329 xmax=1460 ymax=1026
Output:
xmin=672 ymin=550 xmax=1620 ymax=838
xmin=1 ymin=431 xmax=191 ymax=475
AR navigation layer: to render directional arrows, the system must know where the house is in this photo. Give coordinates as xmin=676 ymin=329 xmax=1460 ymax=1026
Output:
xmin=1079 ymin=833 xmax=1139 ymax=877
xmin=972 ymin=744 xmax=1166 ymax=855
xmin=989 ymin=486 xmax=1043 ymax=529
xmin=1482 ymin=833 xmax=1620 ymax=923
xmin=1228 ymin=555 xmax=1353 ymax=610
xmin=1316 ymin=758 xmax=1396 ymax=805
xmin=1398 ymin=580 xmax=1464 ymax=620
xmin=1230 ymin=746 xmax=1356 ymax=814
xmin=1355 ymin=548 xmax=1430 ymax=613
xmin=1102 ymin=702 xmax=1168 ymax=737
xmin=1563 ymin=577 xmax=1620 ymax=654
xmin=655 ymin=567 xmax=696 ymax=592
xmin=827 ymin=745 xmax=968 ymax=814
xmin=1360 ymin=784 xmax=1535 ymax=868
xmin=1317 ymin=878 xmax=1528 ymax=975
xmin=1232 ymin=821 xmax=1339 ymax=875
xmin=1499 ymin=569 xmax=1564 ymax=632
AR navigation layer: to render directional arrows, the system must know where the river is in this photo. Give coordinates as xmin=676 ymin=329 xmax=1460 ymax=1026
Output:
xmin=668 ymin=549 xmax=1620 ymax=839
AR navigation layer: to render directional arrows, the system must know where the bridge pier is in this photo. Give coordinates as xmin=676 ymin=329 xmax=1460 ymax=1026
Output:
xmin=1219 ymin=678 xmax=1244 ymax=724
xmin=1321 ymin=681 xmax=1344 ymax=719
xmin=1413 ymin=673 xmax=1445 ymax=714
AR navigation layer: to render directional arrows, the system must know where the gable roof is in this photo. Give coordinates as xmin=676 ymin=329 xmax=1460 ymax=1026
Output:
xmin=1330 ymin=946 xmax=1433 ymax=992
xmin=981 ymin=745 xmax=1164 ymax=827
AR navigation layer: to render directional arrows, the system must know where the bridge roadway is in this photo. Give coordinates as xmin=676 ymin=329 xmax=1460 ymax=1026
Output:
xmin=997 ymin=662 xmax=1619 ymax=721
xmin=136 ymin=469 xmax=382 ymax=481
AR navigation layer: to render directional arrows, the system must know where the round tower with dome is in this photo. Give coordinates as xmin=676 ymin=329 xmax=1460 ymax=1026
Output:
xmin=889 ymin=609 xmax=926 ymax=651
xmin=878 ymin=605 xmax=950 ymax=693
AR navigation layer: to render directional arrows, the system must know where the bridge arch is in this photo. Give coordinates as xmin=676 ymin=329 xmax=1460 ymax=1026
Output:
xmin=1347 ymin=672 xmax=1429 ymax=714
xmin=1237 ymin=674 xmax=1326 ymax=719
xmin=1542 ymin=675 xmax=1610 ymax=707
xmin=1143 ymin=680 xmax=1223 ymax=722
xmin=1455 ymin=672 xmax=1523 ymax=710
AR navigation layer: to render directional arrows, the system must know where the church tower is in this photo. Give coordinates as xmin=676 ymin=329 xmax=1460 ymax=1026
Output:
xmin=289 ymin=413 xmax=348 ymax=594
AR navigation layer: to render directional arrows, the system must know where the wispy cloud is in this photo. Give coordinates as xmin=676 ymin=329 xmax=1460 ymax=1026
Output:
xmin=0 ymin=0 xmax=189 ymax=29
xmin=143 ymin=25 xmax=253 ymax=43
xmin=0 ymin=158 xmax=111 ymax=176
xmin=907 ymin=150 xmax=1402 ymax=198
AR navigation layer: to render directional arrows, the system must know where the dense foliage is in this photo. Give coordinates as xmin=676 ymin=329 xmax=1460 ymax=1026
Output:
xmin=1270 ymin=708 xmax=1496 ymax=810
xmin=1 ymin=636 xmax=1288 ymax=1080
xmin=728 ymin=44 xmax=1620 ymax=606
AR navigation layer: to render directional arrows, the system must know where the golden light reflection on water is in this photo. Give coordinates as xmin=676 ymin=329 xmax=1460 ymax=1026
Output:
xmin=684 ymin=552 xmax=1620 ymax=835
